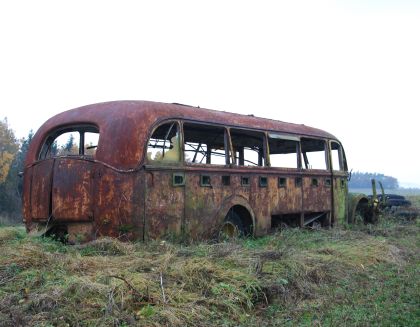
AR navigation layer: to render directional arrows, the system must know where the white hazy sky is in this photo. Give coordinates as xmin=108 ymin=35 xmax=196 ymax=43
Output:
xmin=1 ymin=1 xmax=419 ymax=187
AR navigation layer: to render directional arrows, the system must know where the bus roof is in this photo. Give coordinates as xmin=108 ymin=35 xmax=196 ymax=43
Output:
xmin=26 ymin=101 xmax=339 ymax=170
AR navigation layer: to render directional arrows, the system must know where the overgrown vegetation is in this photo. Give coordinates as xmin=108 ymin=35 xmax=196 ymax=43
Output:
xmin=0 ymin=210 xmax=419 ymax=326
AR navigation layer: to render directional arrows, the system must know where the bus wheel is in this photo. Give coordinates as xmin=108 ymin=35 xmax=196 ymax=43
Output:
xmin=219 ymin=209 xmax=244 ymax=240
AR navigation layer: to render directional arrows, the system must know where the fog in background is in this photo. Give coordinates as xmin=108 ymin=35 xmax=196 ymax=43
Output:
xmin=1 ymin=0 xmax=419 ymax=187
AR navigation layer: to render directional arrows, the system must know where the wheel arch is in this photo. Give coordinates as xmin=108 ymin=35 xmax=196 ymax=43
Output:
xmin=348 ymin=193 xmax=370 ymax=224
xmin=215 ymin=195 xmax=256 ymax=237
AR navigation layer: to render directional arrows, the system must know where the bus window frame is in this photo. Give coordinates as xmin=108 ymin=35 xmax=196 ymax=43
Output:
xmin=181 ymin=121 xmax=231 ymax=167
xmin=266 ymin=132 xmax=301 ymax=170
xmin=144 ymin=119 xmax=346 ymax=174
xmin=330 ymin=140 xmax=347 ymax=172
xmin=300 ymin=137 xmax=329 ymax=171
xmin=229 ymin=127 xmax=268 ymax=168
xmin=146 ymin=119 xmax=182 ymax=165
xmin=38 ymin=124 xmax=100 ymax=161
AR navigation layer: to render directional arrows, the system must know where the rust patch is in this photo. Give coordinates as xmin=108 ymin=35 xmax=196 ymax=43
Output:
xmin=52 ymin=158 xmax=94 ymax=221
xmin=30 ymin=159 xmax=54 ymax=220
xmin=145 ymin=170 xmax=184 ymax=240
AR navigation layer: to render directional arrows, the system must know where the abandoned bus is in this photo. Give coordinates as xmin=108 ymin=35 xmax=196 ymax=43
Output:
xmin=23 ymin=101 xmax=362 ymax=242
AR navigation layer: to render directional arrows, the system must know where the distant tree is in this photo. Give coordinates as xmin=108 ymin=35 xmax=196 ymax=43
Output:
xmin=349 ymin=171 xmax=399 ymax=189
xmin=6 ymin=130 xmax=34 ymax=197
xmin=0 ymin=118 xmax=19 ymax=183
xmin=0 ymin=119 xmax=24 ymax=222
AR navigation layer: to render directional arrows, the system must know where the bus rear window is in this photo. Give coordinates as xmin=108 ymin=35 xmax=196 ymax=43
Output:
xmin=39 ymin=126 xmax=99 ymax=160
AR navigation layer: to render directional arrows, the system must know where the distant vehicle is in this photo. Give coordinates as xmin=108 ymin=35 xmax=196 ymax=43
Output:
xmin=22 ymin=101 xmax=372 ymax=242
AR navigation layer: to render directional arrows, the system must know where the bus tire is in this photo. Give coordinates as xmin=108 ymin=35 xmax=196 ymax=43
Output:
xmin=219 ymin=210 xmax=245 ymax=240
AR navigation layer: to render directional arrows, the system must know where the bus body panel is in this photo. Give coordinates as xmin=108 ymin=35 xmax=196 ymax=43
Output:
xmin=145 ymin=168 xmax=184 ymax=240
xmin=52 ymin=158 xmax=94 ymax=222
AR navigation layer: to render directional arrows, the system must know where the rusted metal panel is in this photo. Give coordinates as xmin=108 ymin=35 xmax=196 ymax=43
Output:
xmin=22 ymin=166 xmax=33 ymax=223
xmin=94 ymin=166 xmax=141 ymax=240
xmin=30 ymin=159 xmax=54 ymax=220
xmin=145 ymin=170 xmax=184 ymax=240
xmin=67 ymin=223 xmax=94 ymax=243
xmin=302 ymin=174 xmax=332 ymax=213
xmin=270 ymin=173 xmax=303 ymax=215
xmin=185 ymin=172 xmax=229 ymax=240
xmin=332 ymin=173 xmax=348 ymax=224
xmin=52 ymin=158 xmax=94 ymax=221
xmin=248 ymin=175 xmax=271 ymax=235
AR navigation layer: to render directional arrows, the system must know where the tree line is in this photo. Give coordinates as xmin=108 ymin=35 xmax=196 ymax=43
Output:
xmin=0 ymin=118 xmax=85 ymax=223
xmin=349 ymin=171 xmax=399 ymax=189
xmin=0 ymin=118 xmax=33 ymax=223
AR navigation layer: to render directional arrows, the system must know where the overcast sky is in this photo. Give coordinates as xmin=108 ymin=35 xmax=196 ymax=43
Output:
xmin=1 ymin=1 xmax=419 ymax=187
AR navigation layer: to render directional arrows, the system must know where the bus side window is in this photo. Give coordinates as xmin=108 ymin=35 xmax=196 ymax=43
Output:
xmin=268 ymin=134 xmax=299 ymax=168
xmin=147 ymin=122 xmax=180 ymax=163
xmin=230 ymin=129 xmax=266 ymax=166
xmin=331 ymin=142 xmax=343 ymax=171
xmin=301 ymin=138 xmax=327 ymax=170
xmin=183 ymin=123 xmax=227 ymax=165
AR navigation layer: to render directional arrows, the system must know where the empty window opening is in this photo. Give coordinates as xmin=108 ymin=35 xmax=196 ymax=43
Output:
xmin=147 ymin=122 xmax=180 ymax=163
xmin=301 ymin=138 xmax=327 ymax=170
xmin=295 ymin=177 xmax=302 ymax=187
xmin=241 ymin=176 xmax=250 ymax=186
xmin=173 ymin=173 xmax=185 ymax=186
xmin=259 ymin=176 xmax=268 ymax=187
xmin=183 ymin=123 xmax=227 ymax=165
xmin=278 ymin=177 xmax=287 ymax=188
xmin=311 ymin=178 xmax=319 ymax=187
xmin=331 ymin=142 xmax=343 ymax=171
xmin=53 ymin=132 xmax=80 ymax=156
xmin=325 ymin=178 xmax=332 ymax=187
xmin=39 ymin=126 xmax=99 ymax=160
xmin=200 ymin=175 xmax=211 ymax=187
xmin=84 ymin=132 xmax=99 ymax=157
xmin=268 ymin=134 xmax=299 ymax=168
xmin=230 ymin=129 xmax=265 ymax=166
xmin=222 ymin=175 xmax=231 ymax=186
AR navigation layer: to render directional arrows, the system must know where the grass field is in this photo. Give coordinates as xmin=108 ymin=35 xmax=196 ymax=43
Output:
xmin=0 ymin=212 xmax=419 ymax=326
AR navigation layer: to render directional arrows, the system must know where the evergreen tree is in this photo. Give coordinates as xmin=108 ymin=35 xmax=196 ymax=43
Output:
xmin=64 ymin=134 xmax=74 ymax=152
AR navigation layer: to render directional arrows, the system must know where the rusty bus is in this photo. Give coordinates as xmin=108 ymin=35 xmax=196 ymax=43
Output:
xmin=22 ymin=101 xmax=368 ymax=242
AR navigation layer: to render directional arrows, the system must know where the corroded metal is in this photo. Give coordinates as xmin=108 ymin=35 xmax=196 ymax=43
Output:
xmin=23 ymin=101 xmax=348 ymax=242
